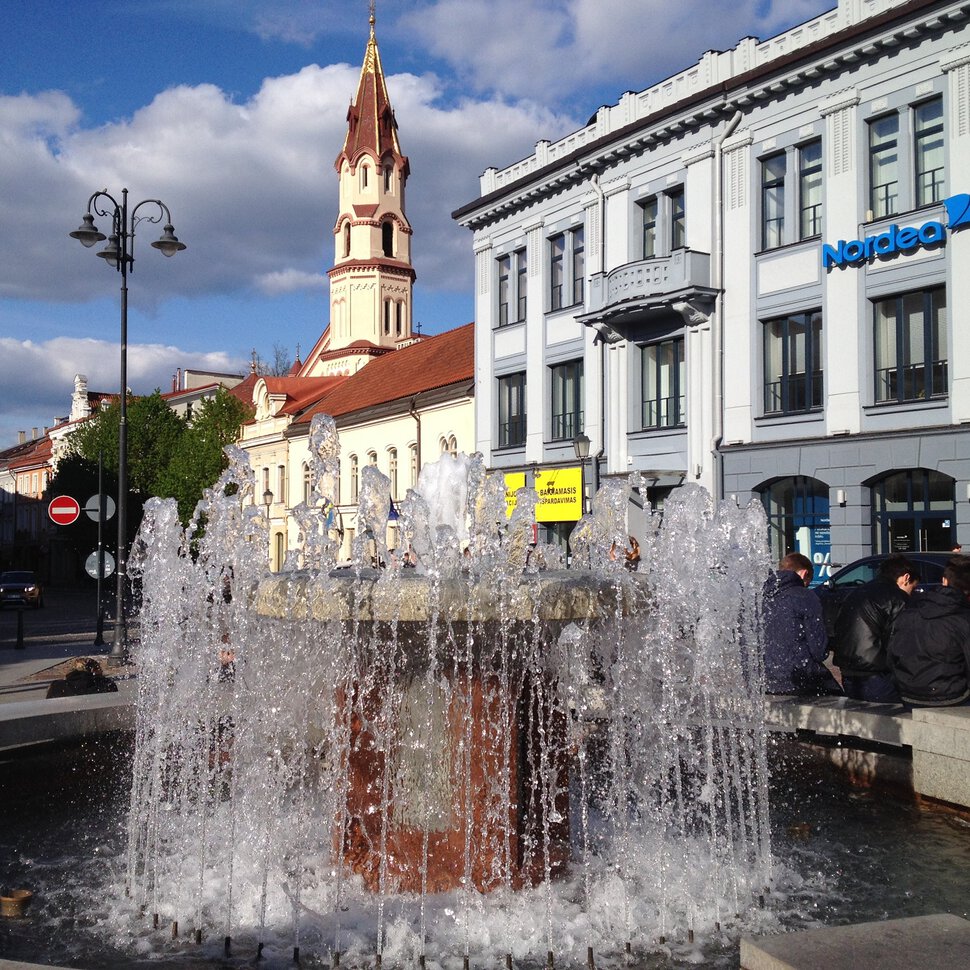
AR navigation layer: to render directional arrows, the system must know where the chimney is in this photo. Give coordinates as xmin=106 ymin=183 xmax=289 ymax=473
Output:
xmin=18 ymin=431 xmax=25 ymax=444
xmin=31 ymin=427 xmax=38 ymax=440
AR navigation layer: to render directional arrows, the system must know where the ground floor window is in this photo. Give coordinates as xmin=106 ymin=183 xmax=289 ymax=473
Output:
xmin=871 ymin=468 xmax=955 ymax=553
xmin=759 ymin=475 xmax=831 ymax=583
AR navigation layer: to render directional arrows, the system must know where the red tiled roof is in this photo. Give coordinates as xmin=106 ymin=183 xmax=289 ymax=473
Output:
xmin=8 ymin=435 xmax=52 ymax=471
xmin=297 ymin=322 xmax=474 ymax=424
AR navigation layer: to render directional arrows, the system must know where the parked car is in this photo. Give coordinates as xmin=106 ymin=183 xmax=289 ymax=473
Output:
xmin=814 ymin=551 xmax=954 ymax=638
xmin=0 ymin=570 xmax=44 ymax=609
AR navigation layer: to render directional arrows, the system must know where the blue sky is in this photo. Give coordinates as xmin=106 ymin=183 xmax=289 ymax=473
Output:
xmin=0 ymin=0 xmax=831 ymax=447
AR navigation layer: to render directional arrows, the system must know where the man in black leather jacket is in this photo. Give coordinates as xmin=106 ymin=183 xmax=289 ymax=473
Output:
xmin=888 ymin=556 xmax=970 ymax=707
xmin=831 ymin=554 xmax=919 ymax=702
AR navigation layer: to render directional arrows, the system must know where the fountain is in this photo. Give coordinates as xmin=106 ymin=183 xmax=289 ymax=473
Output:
xmin=121 ymin=414 xmax=773 ymax=967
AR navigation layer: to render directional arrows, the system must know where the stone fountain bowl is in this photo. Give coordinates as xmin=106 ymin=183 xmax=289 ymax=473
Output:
xmin=0 ymin=889 xmax=34 ymax=917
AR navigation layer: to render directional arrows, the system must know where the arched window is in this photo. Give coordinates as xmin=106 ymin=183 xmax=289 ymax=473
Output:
xmin=277 ymin=465 xmax=286 ymax=506
xmin=382 ymin=221 xmax=394 ymax=258
xmin=360 ymin=164 xmax=369 ymax=190
xmin=409 ymin=443 xmax=418 ymax=488
xmin=350 ymin=455 xmax=359 ymax=502
xmin=383 ymin=164 xmax=393 ymax=193
xmin=440 ymin=435 xmax=458 ymax=458
xmin=389 ymin=448 xmax=398 ymax=499
xmin=303 ymin=462 xmax=311 ymax=504
xmin=343 ymin=223 xmax=351 ymax=258
xmin=367 ymin=450 xmax=378 ymax=467
xmin=383 ymin=299 xmax=392 ymax=335
xmin=758 ymin=475 xmax=830 ymax=582
xmin=274 ymin=533 xmax=285 ymax=573
xmin=871 ymin=469 xmax=955 ymax=553
xmin=395 ymin=302 xmax=403 ymax=336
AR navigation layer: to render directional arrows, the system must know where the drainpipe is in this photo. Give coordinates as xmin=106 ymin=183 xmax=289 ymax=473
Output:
xmin=591 ymin=173 xmax=606 ymax=495
xmin=710 ymin=109 xmax=743 ymax=502
xmin=409 ymin=395 xmax=422 ymax=478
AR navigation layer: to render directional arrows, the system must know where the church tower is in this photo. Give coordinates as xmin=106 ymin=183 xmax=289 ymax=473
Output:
xmin=325 ymin=7 xmax=414 ymax=367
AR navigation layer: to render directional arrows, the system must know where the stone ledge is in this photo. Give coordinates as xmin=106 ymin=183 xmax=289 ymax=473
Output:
xmin=741 ymin=913 xmax=970 ymax=969
xmin=0 ymin=693 xmax=134 ymax=751
xmin=764 ymin=695 xmax=914 ymax=746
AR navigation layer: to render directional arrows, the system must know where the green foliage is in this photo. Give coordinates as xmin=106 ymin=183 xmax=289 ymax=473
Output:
xmin=67 ymin=387 xmax=253 ymax=527
xmin=156 ymin=388 xmax=254 ymax=523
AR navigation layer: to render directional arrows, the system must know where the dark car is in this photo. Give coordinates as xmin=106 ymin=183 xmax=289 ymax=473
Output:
xmin=814 ymin=551 xmax=953 ymax=638
xmin=0 ymin=570 xmax=44 ymax=609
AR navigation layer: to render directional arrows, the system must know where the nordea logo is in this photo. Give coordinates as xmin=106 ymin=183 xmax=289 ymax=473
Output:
xmin=822 ymin=193 xmax=970 ymax=269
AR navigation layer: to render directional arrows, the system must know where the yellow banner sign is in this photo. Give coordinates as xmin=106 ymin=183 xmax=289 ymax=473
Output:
xmin=535 ymin=467 xmax=583 ymax=522
xmin=504 ymin=472 xmax=526 ymax=519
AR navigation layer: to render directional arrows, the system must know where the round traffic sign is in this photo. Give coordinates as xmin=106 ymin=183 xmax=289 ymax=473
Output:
xmin=84 ymin=493 xmax=116 ymax=522
xmin=85 ymin=550 xmax=115 ymax=579
xmin=48 ymin=495 xmax=81 ymax=526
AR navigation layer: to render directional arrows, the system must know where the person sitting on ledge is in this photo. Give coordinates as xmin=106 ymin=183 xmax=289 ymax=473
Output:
xmin=46 ymin=657 xmax=119 ymax=699
xmin=831 ymin=553 xmax=919 ymax=704
xmin=888 ymin=555 xmax=970 ymax=708
xmin=763 ymin=552 xmax=842 ymax=697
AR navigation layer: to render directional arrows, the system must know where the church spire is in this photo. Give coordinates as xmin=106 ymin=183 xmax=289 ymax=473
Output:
xmin=336 ymin=2 xmax=406 ymax=172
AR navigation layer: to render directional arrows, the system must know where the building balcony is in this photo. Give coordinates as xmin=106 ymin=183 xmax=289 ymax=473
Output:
xmin=581 ymin=249 xmax=715 ymax=331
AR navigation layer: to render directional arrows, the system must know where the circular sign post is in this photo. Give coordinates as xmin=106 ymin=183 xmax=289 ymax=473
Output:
xmin=48 ymin=495 xmax=81 ymax=526
xmin=85 ymin=550 xmax=116 ymax=579
xmin=84 ymin=494 xmax=116 ymax=522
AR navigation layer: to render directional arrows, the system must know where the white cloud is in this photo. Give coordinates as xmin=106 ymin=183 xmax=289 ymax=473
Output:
xmin=0 ymin=336 xmax=248 ymax=446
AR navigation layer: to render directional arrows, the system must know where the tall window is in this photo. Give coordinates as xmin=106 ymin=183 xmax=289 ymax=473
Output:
xmin=869 ymin=114 xmax=899 ymax=218
xmin=498 ymin=254 xmax=511 ymax=327
xmin=277 ymin=465 xmax=286 ymax=506
xmin=343 ymin=223 xmax=351 ymax=257
xmin=498 ymin=372 xmax=527 ymax=447
xmin=516 ymin=249 xmax=527 ymax=321
xmin=915 ymin=97 xmax=944 ymax=207
xmin=764 ymin=310 xmax=823 ymax=414
xmin=350 ymin=455 xmax=359 ymax=502
xmin=383 ymin=164 xmax=393 ymax=192
xmin=549 ymin=228 xmax=584 ymax=311
xmin=641 ymin=197 xmax=658 ymax=258
xmin=550 ymin=359 xmax=584 ymax=441
xmin=760 ymin=476 xmax=830 ymax=570
xmin=395 ymin=302 xmax=403 ymax=336
xmin=409 ymin=444 xmax=418 ymax=488
xmin=441 ymin=435 xmax=458 ymax=457
xmin=360 ymin=164 xmax=369 ymax=190
xmin=669 ymin=188 xmax=686 ymax=250
xmin=641 ymin=338 xmax=685 ymax=428
xmin=368 ymin=450 xmax=378 ymax=467
xmin=761 ymin=153 xmax=786 ymax=250
xmin=798 ymin=140 xmax=823 ymax=238
xmin=303 ymin=462 xmax=311 ymax=504
xmin=873 ymin=287 xmax=947 ymax=404
xmin=383 ymin=299 xmax=392 ymax=335
xmin=389 ymin=448 xmax=398 ymax=499
xmin=571 ymin=226 xmax=585 ymax=304
xmin=382 ymin=221 xmax=394 ymax=257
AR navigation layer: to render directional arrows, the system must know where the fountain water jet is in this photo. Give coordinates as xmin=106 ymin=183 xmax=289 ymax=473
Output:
xmin=124 ymin=415 xmax=773 ymax=965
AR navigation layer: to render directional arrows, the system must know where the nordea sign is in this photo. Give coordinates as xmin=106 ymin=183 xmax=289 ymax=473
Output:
xmin=822 ymin=193 xmax=970 ymax=269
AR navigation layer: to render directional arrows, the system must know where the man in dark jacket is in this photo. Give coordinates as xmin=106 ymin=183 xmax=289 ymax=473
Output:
xmin=763 ymin=552 xmax=841 ymax=696
xmin=888 ymin=556 xmax=970 ymax=707
xmin=831 ymin=554 xmax=918 ymax=703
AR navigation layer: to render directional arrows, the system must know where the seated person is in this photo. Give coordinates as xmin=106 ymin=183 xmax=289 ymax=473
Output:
xmin=763 ymin=552 xmax=841 ymax=696
xmin=46 ymin=657 xmax=119 ymax=698
xmin=888 ymin=555 xmax=970 ymax=707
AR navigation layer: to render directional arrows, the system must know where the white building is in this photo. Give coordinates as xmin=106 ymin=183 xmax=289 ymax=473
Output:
xmin=454 ymin=0 xmax=970 ymax=577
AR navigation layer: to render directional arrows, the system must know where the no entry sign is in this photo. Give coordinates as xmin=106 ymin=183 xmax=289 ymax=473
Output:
xmin=48 ymin=495 xmax=81 ymax=526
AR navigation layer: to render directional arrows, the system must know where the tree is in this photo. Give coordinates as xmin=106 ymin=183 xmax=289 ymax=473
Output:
xmin=255 ymin=342 xmax=292 ymax=377
xmin=156 ymin=388 xmax=254 ymax=523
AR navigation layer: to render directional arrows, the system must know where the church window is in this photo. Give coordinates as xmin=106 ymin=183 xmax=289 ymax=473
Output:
xmin=360 ymin=164 xmax=369 ymax=190
xmin=383 ymin=299 xmax=392 ymax=335
xmin=343 ymin=223 xmax=351 ymax=258
xmin=382 ymin=221 xmax=394 ymax=258
xmin=396 ymin=302 xmax=403 ymax=336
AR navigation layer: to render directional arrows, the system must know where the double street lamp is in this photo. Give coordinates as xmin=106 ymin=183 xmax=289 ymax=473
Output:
xmin=70 ymin=189 xmax=187 ymax=665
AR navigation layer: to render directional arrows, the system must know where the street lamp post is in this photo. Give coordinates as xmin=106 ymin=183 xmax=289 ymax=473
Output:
xmin=573 ymin=432 xmax=591 ymax=515
xmin=70 ymin=189 xmax=187 ymax=666
xmin=263 ymin=489 xmax=273 ymax=570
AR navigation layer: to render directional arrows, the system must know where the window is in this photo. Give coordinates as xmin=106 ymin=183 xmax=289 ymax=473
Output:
xmin=759 ymin=476 xmax=830 ymax=571
xmin=389 ymin=448 xmax=398 ymax=499
xmin=360 ymin=164 xmax=369 ymax=190
xmin=550 ymin=359 xmax=584 ymax=441
xmin=516 ymin=249 xmax=527 ymax=321
xmin=641 ymin=338 xmax=685 ymax=428
xmin=409 ymin=444 xmax=418 ymax=488
xmin=641 ymin=197 xmax=658 ymax=258
xmin=669 ymin=188 xmax=685 ymax=250
xmin=761 ymin=154 xmax=786 ymax=250
xmin=383 ymin=165 xmax=393 ymax=193
xmin=869 ymin=114 xmax=899 ymax=218
xmin=873 ymin=287 xmax=947 ymax=404
xmin=798 ymin=140 xmax=823 ymax=239
xmin=441 ymin=435 xmax=457 ymax=457
xmin=395 ymin=302 xmax=403 ymax=336
xmin=383 ymin=299 xmax=392 ymax=335
xmin=350 ymin=455 xmax=359 ymax=502
xmin=572 ymin=226 xmax=585 ymax=304
xmin=915 ymin=97 xmax=944 ymax=207
xmin=343 ymin=223 xmax=351 ymax=258
xmin=382 ymin=221 xmax=394 ymax=258
xmin=763 ymin=310 xmax=823 ymax=414
xmin=498 ymin=372 xmax=527 ymax=447
xmin=549 ymin=227 xmax=584 ymax=311
xmin=368 ymin=450 xmax=378 ymax=467
xmin=277 ymin=465 xmax=286 ymax=505
xmin=498 ymin=254 xmax=510 ymax=327
xmin=303 ymin=463 xmax=311 ymax=504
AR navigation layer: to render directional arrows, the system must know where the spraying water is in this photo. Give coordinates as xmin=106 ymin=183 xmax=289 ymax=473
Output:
xmin=124 ymin=414 xmax=773 ymax=966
